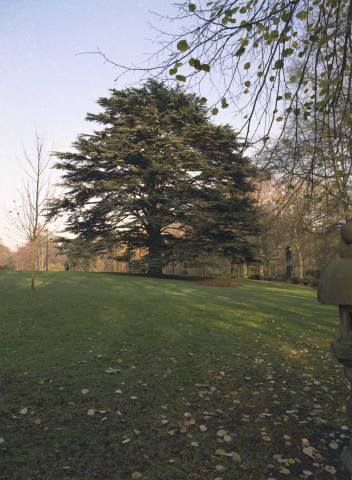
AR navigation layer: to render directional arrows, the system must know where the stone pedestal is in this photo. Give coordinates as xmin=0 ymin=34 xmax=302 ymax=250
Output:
xmin=318 ymin=221 xmax=352 ymax=474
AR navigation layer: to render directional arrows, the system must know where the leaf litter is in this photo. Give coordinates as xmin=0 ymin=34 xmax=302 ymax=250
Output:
xmin=2 ymin=277 xmax=352 ymax=479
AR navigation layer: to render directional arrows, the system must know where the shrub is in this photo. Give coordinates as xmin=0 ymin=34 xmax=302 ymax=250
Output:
xmin=302 ymin=275 xmax=319 ymax=288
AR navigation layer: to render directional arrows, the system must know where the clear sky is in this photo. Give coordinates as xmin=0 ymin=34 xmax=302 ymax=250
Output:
xmin=0 ymin=0 xmax=236 ymax=250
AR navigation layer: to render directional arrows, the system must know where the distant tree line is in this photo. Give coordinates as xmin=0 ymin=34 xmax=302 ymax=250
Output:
xmin=2 ymin=80 xmax=345 ymax=282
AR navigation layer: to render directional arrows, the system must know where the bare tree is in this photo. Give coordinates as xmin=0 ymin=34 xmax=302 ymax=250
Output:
xmin=7 ymin=133 xmax=54 ymax=289
xmin=92 ymin=1 xmax=352 ymax=140
xmin=90 ymin=0 xmax=352 ymax=209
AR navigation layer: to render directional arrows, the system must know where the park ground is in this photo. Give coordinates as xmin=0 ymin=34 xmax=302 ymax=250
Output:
xmin=0 ymin=271 xmax=350 ymax=479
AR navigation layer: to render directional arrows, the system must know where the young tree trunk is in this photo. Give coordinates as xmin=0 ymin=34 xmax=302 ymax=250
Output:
xmin=31 ymin=239 xmax=36 ymax=290
xmin=296 ymin=244 xmax=304 ymax=280
xmin=45 ymin=235 xmax=49 ymax=271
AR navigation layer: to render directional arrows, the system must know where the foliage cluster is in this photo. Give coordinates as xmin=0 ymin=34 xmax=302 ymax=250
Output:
xmin=50 ymin=81 xmax=260 ymax=275
xmin=0 ymin=240 xmax=14 ymax=270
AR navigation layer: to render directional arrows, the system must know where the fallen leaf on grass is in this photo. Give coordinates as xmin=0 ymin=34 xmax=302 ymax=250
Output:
xmin=232 ymin=452 xmax=241 ymax=462
xmin=303 ymin=446 xmax=315 ymax=458
xmin=131 ymin=473 xmax=142 ymax=479
xmin=20 ymin=408 xmax=28 ymax=415
xmin=105 ymin=368 xmax=121 ymax=374
xmin=81 ymin=389 xmax=89 ymax=395
xmin=325 ymin=466 xmax=337 ymax=474
xmin=216 ymin=449 xmax=226 ymax=456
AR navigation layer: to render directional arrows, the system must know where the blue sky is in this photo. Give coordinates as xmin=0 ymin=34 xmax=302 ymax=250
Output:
xmin=0 ymin=0 xmax=236 ymax=250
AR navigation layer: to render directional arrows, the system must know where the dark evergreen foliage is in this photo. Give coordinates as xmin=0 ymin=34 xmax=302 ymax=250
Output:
xmin=50 ymin=81 xmax=259 ymax=275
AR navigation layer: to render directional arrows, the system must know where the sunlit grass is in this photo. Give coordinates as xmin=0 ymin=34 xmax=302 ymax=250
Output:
xmin=0 ymin=271 xmax=349 ymax=479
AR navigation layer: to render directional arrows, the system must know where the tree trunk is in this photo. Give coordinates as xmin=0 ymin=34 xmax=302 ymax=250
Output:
xmin=296 ymin=244 xmax=304 ymax=280
xmin=147 ymin=225 xmax=162 ymax=276
xmin=31 ymin=239 xmax=36 ymax=290
xmin=240 ymin=263 xmax=248 ymax=278
xmin=230 ymin=260 xmax=236 ymax=277
xmin=264 ymin=261 xmax=271 ymax=277
xmin=45 ymin=235 xmax=49 ymax=271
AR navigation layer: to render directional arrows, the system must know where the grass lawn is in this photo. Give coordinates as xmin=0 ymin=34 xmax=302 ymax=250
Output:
xmin=0 ymin=271 xmax=350 ymax=479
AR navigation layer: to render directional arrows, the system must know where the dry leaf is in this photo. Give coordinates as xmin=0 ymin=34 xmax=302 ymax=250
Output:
xmin=131 ymin=473 xmax=142 ymax=479
xmin=232 ymin=452 xmax=241 ymax=463
xmin=303 ymin=446 xmax=315 ymax=458
xmin=216 ymin=449 xmax=226 ymax=456
xmin=105 ymin=368 xmax=121 ymax=374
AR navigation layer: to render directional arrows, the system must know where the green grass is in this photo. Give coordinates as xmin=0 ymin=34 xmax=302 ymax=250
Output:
xmin=0 ymin=271 xmax=350 ymax=479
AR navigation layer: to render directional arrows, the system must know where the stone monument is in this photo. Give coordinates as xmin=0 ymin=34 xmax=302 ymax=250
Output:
xmin=318 ymin=220 xmax=352 ymax=473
